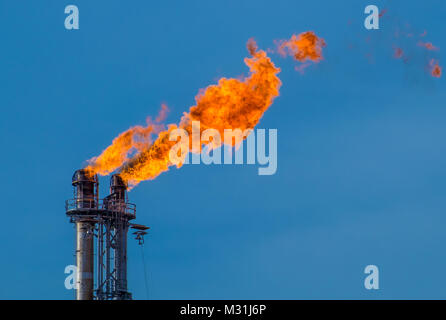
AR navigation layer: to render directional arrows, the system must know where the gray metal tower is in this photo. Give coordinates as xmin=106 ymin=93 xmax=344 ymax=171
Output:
xmin=65 ymin=169 xmax=148 ymax=300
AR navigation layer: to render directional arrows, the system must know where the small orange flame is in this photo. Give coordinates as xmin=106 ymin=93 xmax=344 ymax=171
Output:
xmin=418 ymin=41 xmax=438 ymax=51
xmin=393 ymin=47 xmax=404 ymax=59
xmin=155 ymin=103 xmax=169 ymax=123
xmin=277 ymin=31 xmax=326 ymax=63
xmin=430 ymin=59 xmax=442 ymax=78
xmin=294 ymin=63 xmax=312 ymax=74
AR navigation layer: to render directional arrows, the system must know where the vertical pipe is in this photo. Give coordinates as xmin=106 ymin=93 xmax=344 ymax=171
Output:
xmin=109 ymin=174 xmax=130 ymax=299
xmin=106 ymin=220 xmax=111 ymax=298
xmin=76 ymin=221 xmax=94 ymax=300
xmin=114 ymin=221 xmax=128 ymax=296
xmin=122 ymin=223 xmax=128 ymax=292
xmin=115 ymin=221 xmax=122 ymax=294
xmin=97 ymin=221 xmax=103 ymax=299
xmin=121 ymin=223 xmax=129 ymax=294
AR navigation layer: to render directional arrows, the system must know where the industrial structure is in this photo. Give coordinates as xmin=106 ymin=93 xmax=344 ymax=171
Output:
xmin=65 ymin=169 xmax=149 ymax=300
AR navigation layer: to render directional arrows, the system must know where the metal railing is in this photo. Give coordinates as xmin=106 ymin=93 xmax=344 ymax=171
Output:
xmin=65 ymin=198 xmax=136 ymax=216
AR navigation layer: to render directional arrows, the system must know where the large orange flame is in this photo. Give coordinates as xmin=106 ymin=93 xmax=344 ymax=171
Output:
xmin=86 ymin=39 xmax=282 ymax=187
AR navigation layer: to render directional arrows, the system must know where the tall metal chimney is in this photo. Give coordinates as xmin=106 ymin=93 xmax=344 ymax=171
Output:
xmin=66 ymin=169 xmax=147 ymax=300
xmin=102 ymin=174 xmax=131 ymax=299
xmin=70 ymin=169 xmax=98 ymax=300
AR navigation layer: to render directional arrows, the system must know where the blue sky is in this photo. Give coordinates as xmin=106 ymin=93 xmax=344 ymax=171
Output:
xmin=0 ymin=0 xmax=445 ymax=299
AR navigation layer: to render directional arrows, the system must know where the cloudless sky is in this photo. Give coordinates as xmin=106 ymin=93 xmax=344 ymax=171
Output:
xmin=0 ymin=0 xmax=445 ymax=299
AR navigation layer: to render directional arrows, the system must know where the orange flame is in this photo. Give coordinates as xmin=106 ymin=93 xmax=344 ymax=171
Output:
xmin=418 ymin=41 xmax=438 ymax=51
xmin=393 ymin=47 xmax=404 ymax=59
xmin=86 ymin=39 xmax=282 ymax=187
xmin=85 ymin=104 xmax=170 ymax=176
xmin=277 ymin=31 xmax=326 ymax=63
xmin=389 ymin=26 xmax=441 ymax=78
xmin=294 ymin=62 xmax=312 ymax=74
xmin=430 ymin=59 xmax=442 ymax=78
xmin=155 ymin=103 xmax=169 ymax=123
